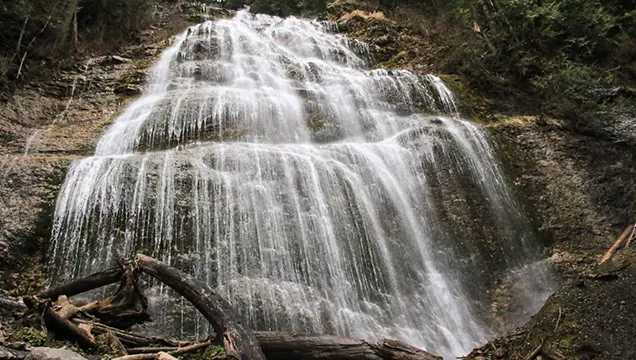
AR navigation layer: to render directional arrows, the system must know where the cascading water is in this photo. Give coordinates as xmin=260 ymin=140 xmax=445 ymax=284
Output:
xmin=49 ymin=10 xmax=553 ymax=358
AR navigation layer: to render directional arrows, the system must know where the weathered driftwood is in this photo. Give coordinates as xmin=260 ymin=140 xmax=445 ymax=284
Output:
xmin=38 ymin=266 xmax=124 ymax=299
xmin=111 ymin=339 xmax=214 ymax=360
xmin=600 ymin=224 xmax=635 ymax=264
xmin=43 ymin=305 xmax=96 ymax=348
xmin=255 ymin=332 xmax=442 ymax=360
xmin=135 ymin=254 xmax=266 ymax=360
xmin=90 ymin=265 xmax=150 ymax=329
xmin=157 ymin=353 xmax=179 ymax=360
xmin=40 ymin=265 xmax=150 ymax=330
xmin=73 ymin=319 xmax=185 ymax=347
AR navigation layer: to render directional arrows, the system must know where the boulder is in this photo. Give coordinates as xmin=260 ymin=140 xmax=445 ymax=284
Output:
xmin=25 ymin=348 xmax=87 ymax=360
xmin=0 ymin=346 xmax=24 ymax=360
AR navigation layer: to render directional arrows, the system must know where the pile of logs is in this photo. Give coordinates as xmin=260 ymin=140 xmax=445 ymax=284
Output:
xmin=26 ymin=254 xmax=441 ymax=360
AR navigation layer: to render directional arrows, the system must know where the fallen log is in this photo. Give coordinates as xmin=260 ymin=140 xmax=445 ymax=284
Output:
xmin=35 ymin=256 xmax=441 ymax=360
xmin=92 ymin=330 xmax=442 ymax=360
xmin=38 ymin=266 xmax=124 ymax=299
xmin=135 ymin=254 xmax=266 ymax=360
xmin=255 ymin=332 xmax=442 ymax=360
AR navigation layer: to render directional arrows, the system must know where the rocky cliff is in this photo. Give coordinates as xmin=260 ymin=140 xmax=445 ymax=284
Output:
xmin=0 ymin=1 xmax=634 ymax=359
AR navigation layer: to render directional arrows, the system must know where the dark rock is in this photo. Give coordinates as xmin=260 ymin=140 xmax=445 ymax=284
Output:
xmin=374 ymin=34 xmax=392 ymax=46
xmin=114 ymin=84 xmax=142 ymax=96
xmin=0 ymin=346 xmax=26 ymax=360
xmin=0 ymin=290 xmax=27 ymax=316
xmin=0 ymin=346 xmax=14 ymax=359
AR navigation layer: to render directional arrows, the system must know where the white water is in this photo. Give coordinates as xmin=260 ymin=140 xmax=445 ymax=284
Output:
xmin=49 ymin=11 xmax=552 ymax=358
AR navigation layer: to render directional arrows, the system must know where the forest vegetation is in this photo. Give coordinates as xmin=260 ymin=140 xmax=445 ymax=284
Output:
xmin=2 ymin=0 xmax=634 ymax=134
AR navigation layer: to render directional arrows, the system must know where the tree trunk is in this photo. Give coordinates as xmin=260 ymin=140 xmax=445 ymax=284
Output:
xmin=58 ymin=0 xmax=79 ymax=52
xmin=135 ymin=254 xmax=266 ymax=360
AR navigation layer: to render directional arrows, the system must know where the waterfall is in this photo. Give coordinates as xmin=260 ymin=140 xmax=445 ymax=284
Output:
xmin=49 ymin=10 xmax=552 ymax=358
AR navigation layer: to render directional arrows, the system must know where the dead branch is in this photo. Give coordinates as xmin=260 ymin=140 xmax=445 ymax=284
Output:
xmin=523 ymin=342 xmax=543 ymax=360
xmin=625 ymin=224 xmax=636 ymax=248
xmin=14 ymin=15 xmax=53 ymax=80
xmin=600 ymin=224 xmax=635 ymax=264
xmin=43 ymin=304 xmax=96 ymax=348
xmin=553 ymin=306 xmax=562 ymax=332
xmin=135 ymin=254 xmax=266 ymax=360
xmin=111 ymin=339 xmax=214 ymax=360
xmin=73 ymin=319 xmax=184 ymax=348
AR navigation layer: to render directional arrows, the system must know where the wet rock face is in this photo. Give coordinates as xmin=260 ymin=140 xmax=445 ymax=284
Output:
xmin=466 ymin=116 xmax=636 ymax=359
xmin=0 ymin=3 xmax=196 ymax=292
xmin=489 ymin=117 xmax=636 ymax=256
xmin=0 ymin=156 xmax=70 ymax=293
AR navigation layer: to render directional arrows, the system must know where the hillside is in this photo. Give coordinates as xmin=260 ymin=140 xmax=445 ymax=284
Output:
xmin=0 ymin=1 xmax=634 ymax=359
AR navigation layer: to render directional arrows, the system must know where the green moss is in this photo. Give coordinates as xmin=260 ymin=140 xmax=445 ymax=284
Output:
xmin=182 ymin=345 xmax=225 ymax=360
xmin=438 ymin=74 xmax=491 ymax=122
xmin=378 ymin=50 xmax=409 ymax=69
xmin=307 ymin=116 xmax=329 ymax=131
xmin=10 ymin=327 xmax=48 ymax=347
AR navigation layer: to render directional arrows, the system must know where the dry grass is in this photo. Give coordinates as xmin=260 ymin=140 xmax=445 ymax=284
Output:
xmin=338 ymin=9 xmax=386 ymax=23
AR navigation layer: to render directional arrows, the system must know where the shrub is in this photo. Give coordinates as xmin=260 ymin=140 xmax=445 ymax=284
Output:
xmin=435 ymin=0 xmax=634 ymax=122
